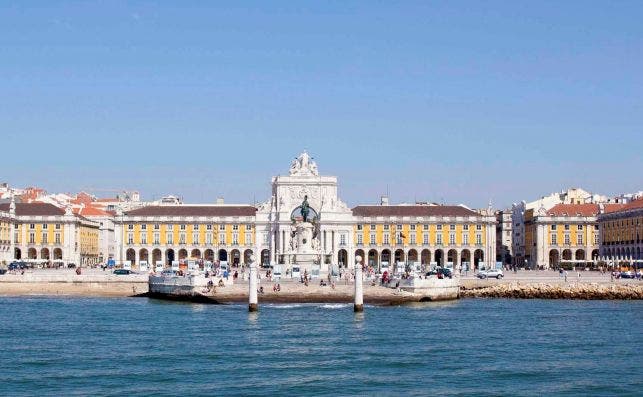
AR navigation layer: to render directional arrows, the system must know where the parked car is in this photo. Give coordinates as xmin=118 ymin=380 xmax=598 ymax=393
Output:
xmin=113 ymin=269 xmax=132 ymax=275
xmin=477 ymin=269 xmax=504 ymax=279
xmin=8 ymin=262 xmax=28 ymax=270
xmin=67 ymin=263 xmax=77 ymax=268
xmin=619 ymin=271 xmax=635 ymax=279
xmin=425 ymin=267 xmax=453 ymax=279
xmin=0 ymin=268 xmax=7 ymax=275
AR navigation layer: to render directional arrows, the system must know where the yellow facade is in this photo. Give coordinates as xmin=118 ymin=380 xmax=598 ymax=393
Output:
xmin=354 ymin=222 xmax=487 ymax=247
xmin=15 ymin=223 xmax=65 ymax=245
xmin=125 ymin=223 xmax=255 ymax=247
xmin=79 ymin=224 xmax=99 ymax=258
xmin=602 ymin=216 xmax=643 ymax=245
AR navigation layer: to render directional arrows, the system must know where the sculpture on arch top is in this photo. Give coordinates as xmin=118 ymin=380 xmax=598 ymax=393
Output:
xmin=289 ymin=151 xmax=319 ymax=176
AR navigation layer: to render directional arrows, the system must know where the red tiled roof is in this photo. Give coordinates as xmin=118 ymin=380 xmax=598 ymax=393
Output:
xmin=95 ymin=197 xmax=119 ymax=202
xmin=612 ymin=198 xmax=643 ymax=213
xmin=73 ymin=206 xmax=112 ymax=217
xmin=352 ymin=205 xmax=478 ymax=217
xmin=546 ymin=203 xmax=600 ymax=217
xmin=603 ymin=203 xmax=626 ymax=213
xmin=0 ymin=202 xmax=65 ymax=216
xmin=125 ymin=205 xmax=257 ymax=217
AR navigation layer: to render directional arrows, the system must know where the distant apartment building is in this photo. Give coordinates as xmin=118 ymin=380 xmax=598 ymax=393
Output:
xmin=599 ymin=198 xmax=643 ymax=261
xmin=495 ymin=210 xmax=513 ymax=266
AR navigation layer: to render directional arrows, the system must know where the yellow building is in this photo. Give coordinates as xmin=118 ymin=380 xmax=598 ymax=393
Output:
xmin=351 ymin=204 xmax=496 ymax=271
xmin=599 ymin=198 xmax=643 ymax=261
xmin=0 ymin=202 xmax=100 ymax=266
xmin=0 ymin=208 xmax=15 ymax=265
xmin=116 ymin=205 xmax=257 ymax=267
xmin=524 ymin=203 xmax=623 ymax=268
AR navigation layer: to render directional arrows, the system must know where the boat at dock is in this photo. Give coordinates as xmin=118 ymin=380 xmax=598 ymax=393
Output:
xmin=148 ymin=270 xmax=232 ymax=302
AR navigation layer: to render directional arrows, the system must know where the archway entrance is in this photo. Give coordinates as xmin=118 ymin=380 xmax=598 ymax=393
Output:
xmin=231 ymin=249 xmax=241 ymax=266
xmin=126 ymin=249 xmax=136 ymax=265
xmin=562 ymin=249 xmax=572 ymax=261
xmin=549 ymin=250 xmax=560 ymax=268
xmin=178 ymin=249 xmax=188 ymax=260
xmin=381 ymin=249 xmax=391 ymax=264
xmin=139 ymin=249 xmax=149 ymax=263
xmin=53 ymin=248 xmax=62 ymax=260
xmin=261 ymin=249 xmax=270 ymax=266
xmin=434 ymin=249 xmax=443 ymax=266
xmin=461 ymin=249 xmax=471 ymax=270
xmin=14 ymin=248 xmax=21 ymax=260
xmin=447 ymin=249 xmax=457 ymax=266
xmin=152 ymin=249 xmax=162 ymax=265
xmin=338 ymin=249 xmax=348 ymax=267
xmin=244 ymin=249 xmax=253 ymax=265
xmin=28 ymin=248 xmax=37 ymax=259
xmin=408 ymin=249 xmax=418 ymax=263
xmin=191 ymin=249 xmax=201 ymax=259
xmin=166 ymin=249 xmax=175 ymax=265
xmin=575 ymin=249 xmax=585 ymax=261
xmin=218 ymin=249 xmax=228 ymax=262
xmin=204 ymin=249 xmax=215 ymax=262
xmin=368 ymin=249 xmax=378 ymax=268
xmin=474 ymin=249 xmax=484 ymax=269
xmin=394 ymin=249 xmax=405 ymax=264
xmin=421 ymin=249 xmax=431 ymax=265
xmin=40 ymin=248 xmax=50 ymax=260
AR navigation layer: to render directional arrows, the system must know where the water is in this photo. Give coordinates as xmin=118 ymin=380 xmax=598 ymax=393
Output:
xmin=0 ymin=297 xmax=641 ymax=396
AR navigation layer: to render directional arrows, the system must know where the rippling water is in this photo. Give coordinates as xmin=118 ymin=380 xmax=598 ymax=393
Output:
xmin=0 ymin=297 xmax=641 ymax=396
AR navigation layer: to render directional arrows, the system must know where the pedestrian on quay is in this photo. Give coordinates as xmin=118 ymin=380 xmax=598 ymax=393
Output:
xmin=564 ymin=270 xmax=568 ymax=283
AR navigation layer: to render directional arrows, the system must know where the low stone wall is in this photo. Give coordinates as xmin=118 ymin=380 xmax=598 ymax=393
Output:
xmin=461 ymin=283 xmax=643 ymax=300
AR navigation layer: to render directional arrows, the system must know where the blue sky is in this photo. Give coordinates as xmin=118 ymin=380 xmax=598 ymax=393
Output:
xmin=1 ymin=1 xmax=642 ymax=208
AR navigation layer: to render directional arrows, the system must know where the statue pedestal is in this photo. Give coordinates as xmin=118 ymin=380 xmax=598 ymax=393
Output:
xmin=289 ymin=221 xmax=326 ymax=275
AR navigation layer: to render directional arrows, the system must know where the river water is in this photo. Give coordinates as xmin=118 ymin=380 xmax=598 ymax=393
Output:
xmin=0 ymin=297 xmax=640 ymax=396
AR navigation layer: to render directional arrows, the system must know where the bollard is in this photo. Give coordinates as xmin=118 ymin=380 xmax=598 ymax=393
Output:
xmin=248 ymin=255 xmax=258 ymax=312
xmin=354 ymin=255 xmax=364 ymax=312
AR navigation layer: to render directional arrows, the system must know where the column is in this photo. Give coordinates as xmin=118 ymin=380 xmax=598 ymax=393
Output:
xmin=354 ymin=255 xmax=364 ymax=312
xmin=248 ymin=256 xmax=258 ymax=312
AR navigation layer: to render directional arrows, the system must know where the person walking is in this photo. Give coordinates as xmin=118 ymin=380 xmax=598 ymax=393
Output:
xmin=564 ymin=270 xmax=568 ymax=283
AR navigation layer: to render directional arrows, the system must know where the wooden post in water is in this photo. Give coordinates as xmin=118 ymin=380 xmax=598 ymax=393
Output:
xmin=354 ymin=255 xmax=364 ymax=312
xmin=248 ymin=255 xmax=258 ymax=312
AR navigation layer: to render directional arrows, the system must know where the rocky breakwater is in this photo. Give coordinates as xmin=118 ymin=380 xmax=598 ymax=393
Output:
xmin=461 ymin=283 xmax=643 ymax=300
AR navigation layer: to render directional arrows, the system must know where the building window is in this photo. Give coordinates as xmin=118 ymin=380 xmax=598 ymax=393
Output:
xmin=166 ymin=233 xmax=173 ymax=244
xmin=577 ymin=224 xmax=583 ymax=230
xmin=42 ymin=233 xmax=48 ymax=244
xmin=263 ymin=233 xmax=269 ymax=245
xmin=396 ymin=233 xmax=403 ymax=245
xmin=54 ymin=223 xmax=60 ymax=230
xmin=564 ymin=224 xmax=570 ymax=231
xmin=180 ymin=224 xmax=186 ymax=231
xmin=476 ymin=225 xmax=482 ymax=231
xmin=423 ymin=224 xmax=429 ymax=231
xmin=384 ymin=225 xmax=390 ymax=231
xmin=410 ymin=234 xmax=416 ymax=245
xmin=154 ymin=233 xmax=160 ymax=245
xmin=564 ymin=234 xmax=570 ymax=245
xmin=206 ymin=233 xmax=213 ymax=244
xmin=179 ymin=233 xmax=186 ymax=244
xmin=436 ymin=234 xmax=443 ymax=245
xmin=219 ymin=224 xmax=226 ymax=231
xmin=370 ymin=224 xmax=376 ymax=229
xmin=233 ymin=224 xmax=239 ymax=231
xmin=128 ymin=224 xmax=133 ymax=230
xmin=192 ymin=233 xmax=199 ymax=244
xmin=463 ymin=234 xmax=469 ymax=245
xmin=357 ymin=234 xmax=363 ymax=245
xmin=167 ymin=225 xmax=173 ymax=231
xmin=141 ymin=234 xmax=147 ymax=244
xmin=206 ymin=224 xmax=212 ymax=231
xmin=577 ymin=234 xmax=583 ymax=245
xmin=410 ymin=224 xmax=416 ymax=231
xmin=370 ymin=233 xmax=375 ymax=244
xmin=396 ymin=224 xmax=402 ymax=231
xmin=246 ymin=224 xmax=253 ymax=230
xmin=42 ymin=223 xmax=48 ymax=229
xmin=357 ymin=224 xmax=363 ymax=231
xmin=232 ymin=233 xmax=239 ymax=245
xmin=423 ymin=234 xmax=429 ymax=245
xmin=449 ymin=233 xmax=455 ymax=245
xmin=154 ymin=224 xmax=160 ymax=230
xmin=594 ymin=234 xmax=599 ymax=245
xmin=463 ymin=224 xmax=469 ymax=231
xmin=245 ymin=232 xmax=252 ymax=245
xmin=219 ymin=233 xmax=226 ymax=244
xmin=551 ymin=225 xmax=557 ymax=231
xmin=551 ymin=234 xmax=557 ymax=245
xmin=141 ymin=224 xmax=147 ymax=230
xmin=383 ymin=234 xmax=390 ymax=245
xmin=437 ymin=225 xmax=442 ymax=231
xmin=29 ymin=224 xmax=35 ymax=229
xmin=476 ymin=234 xmax=482 ymax=245
xmin=55 ymin=233 xmax=61 ymax=244
xmin=340 ymin=234 xmax=347 ymax=246
xmin=450 ymin=224 xmax=455 ymax=231
xmin=128 ymin=233 xmax=134 ymax=244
